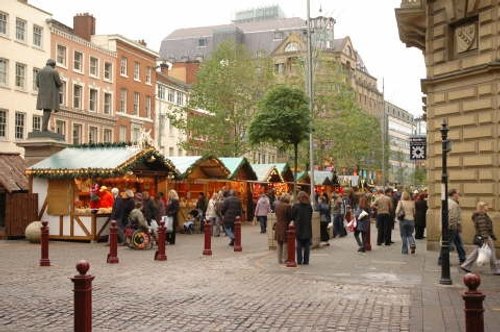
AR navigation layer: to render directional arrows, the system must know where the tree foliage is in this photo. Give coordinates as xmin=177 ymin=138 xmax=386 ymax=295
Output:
xmin=248 ymin=85 xmax=310 ymax=193
xmin=169 ymin=41 xmax=274 ymax=157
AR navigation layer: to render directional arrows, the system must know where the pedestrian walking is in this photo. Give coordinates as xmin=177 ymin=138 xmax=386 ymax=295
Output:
xmin=332 ymin=193 xmax=347 ymax=237
xmin=292 ymin=191 xmax=313 ymax=265
xmin=317 ymin=196 xmax=331 ymax=245
xmin=438 ymin=189 xmax=466 ymax=265
xmin=221 ymin=190 xmax=242 ymax=246
xmin=371 ymin=188 xmax=393 ymax=246
xmin=165 ymin=189 xmax=180 ymax=245
xmin=354 ymin=196 xmax=370 ymax=253
xmin=274 ymin=193 xmax=292 ymax=264
xmin=460 ymin=202 xmax=500 ymax=274
xmin=206 ymin=192 xmax=221 ymax=237
xmin=255 ymin=193 xmax=271 ymax=234
xmin=395 ymin=191 xmax=416 ymax=255
xmin=414 ymin=193 xmax=428 ymax=239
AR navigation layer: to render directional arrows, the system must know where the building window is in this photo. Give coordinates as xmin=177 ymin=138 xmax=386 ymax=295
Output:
xmin=103 ymin=129 xmax=112 ymax=143
xmin=56 ymin=120 xmax=66 ymax=136
xmin=33 ymin=25 xmax=43 ymax=47
xmin=119 ymin=126 xmax=127 ymax=142
xmin=73 ymin=85 xmax=82 ymax=109
xmin=72 ymin=124 xmax=82 ymax=145
xmin=198 ymin=38 xmax=208 ymax=47
xmin=89 ymin=126 xmax=98 ymax=144
xmin=145 ymin=67 xmax=152 ymax=84
xmin=273 ymin=31 xmax=284 ymax=40
xmin=32 ymin=68 xmax=40 ymax=91
xmin=89 ymin=57 xmax=98 ymax=77
xmin=104 ymin=62 xmax=112 ymax=80
xmin=120 ymin=57 xmax=127 ymax=76
xmin=176 ymin=91 xmax=183 ymax=106
xmin=167 ymin=89 xmax=174 ymax=103
xmin=89 ymin=88 xmax=98 ymax=112
xmin=132 ymin=125 xmax=140 ymax=142
xmin=15 ymin=18 xmax=26 ymax=42
xmin=0 ymin=12 xmax=8 ymax=36
xmin=145 ymin=95 xmax=151 ymax=118
xmin=158 ymin=85 xmax=165 ymax=100
xmin=274 ymin=63 xmax=285 ymax=74
xmin=0 ymin=58 xmax=8 ymax=85
xmin=15 ymin=62 xmax=26 ymax=89
xmin=104 ymin=92 xmax=112 ymax=115
xmin=15 ymin=112 xmax=25 ymax=139
xmin=74 ymin=51 xmax=83 ymax=72
xmin=133 ymin=92 xmax=139 ymax=115
xmin=134 ymin=62 xmax=140 ymax=81
xmin=56 ymin=45 xmax=67 ymax=66
xmin=119 ymin=89 xmax=127 ymax=113
xmin=32 ymin=115 xmax=41 ymax=132
xmin=168 ymin=147 xmax=174 ymax=156
xmin=59 ymin=81 xmax=66 ymax=106
xmin=0 ymin=109 xmax=6 ymax=137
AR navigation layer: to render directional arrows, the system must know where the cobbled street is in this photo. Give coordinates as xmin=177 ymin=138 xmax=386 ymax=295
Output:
xmin=1 ymin=224 xmax=499 ymax=331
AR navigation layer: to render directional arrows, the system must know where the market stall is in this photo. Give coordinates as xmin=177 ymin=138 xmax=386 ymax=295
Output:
xmin=250 ymin=163 xmax=289 ymax=200
xmin=219 ymin=157 xmax=257 ymax=221
xmin=168 ymin=156 xmax=230 ymax=228
xmin=26 ymin=144 xmax=177 ymax=242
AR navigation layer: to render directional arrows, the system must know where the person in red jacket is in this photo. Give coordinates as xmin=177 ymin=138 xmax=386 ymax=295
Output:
xmin=98 ymin=186 xmax=114 ymax=208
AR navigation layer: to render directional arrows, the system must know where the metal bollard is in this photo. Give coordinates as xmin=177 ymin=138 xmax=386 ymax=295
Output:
xmin=364 ymin=218 xmax=372 ymax=251
xmin=462 ymin=273 xmax=485 ymax=332
xmin=107 ymin=220 xmax=119 ymax=264
xmin=234 ymin=216 xmax=242 ymax=252
xmin=71 ymin=260 xmax=94 ymax=332
xmin=286 ymin=223 xmax=297 ymax=267
xmin=154 ymin=220 xmax=167 ymax=261
xmin=40 ymin=220 xmax=51 ymax=266
xmin=203 ymin=218 xmax=212 ymax=256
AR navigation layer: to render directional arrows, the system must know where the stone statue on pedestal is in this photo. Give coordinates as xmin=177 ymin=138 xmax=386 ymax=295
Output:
xmin=36 ymin=59 xmax=62 ymax=132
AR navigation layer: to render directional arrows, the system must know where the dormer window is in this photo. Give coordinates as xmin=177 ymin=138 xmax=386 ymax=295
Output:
xmin=273 ymin=31 xmax=284 ymax=40
xmin=198 ymin=38 xmax=208 ymax=47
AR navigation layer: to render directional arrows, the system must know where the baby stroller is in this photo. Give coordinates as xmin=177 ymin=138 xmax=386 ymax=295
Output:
xmin=183 ymin=209 xmax=203 ymax=234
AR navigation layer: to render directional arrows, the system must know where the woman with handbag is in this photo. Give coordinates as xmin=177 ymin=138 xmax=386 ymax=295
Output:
xmin=354 ymin=196 xmax=370 ymax=253
xmin=395 ymin=191 xmax=416 ymax=255
xmin=461 ymin=202 xmax=500 ymax=274
xmin=318 ymin=196 xmax=331 ymax=245
xmin=274 ymin=193 xmax=292 ymax=264
xmin=165 ymin=189 xmax=180 ymax=245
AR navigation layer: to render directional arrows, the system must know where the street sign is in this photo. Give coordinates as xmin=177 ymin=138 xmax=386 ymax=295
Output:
xmin=410 ymin=136 xmax=426 ymax=160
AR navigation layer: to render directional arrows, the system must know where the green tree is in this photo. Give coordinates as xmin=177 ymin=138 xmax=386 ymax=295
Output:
xmin=248 ymin=85 xmax=310 ymax=194
xmin=169 ymin=41 xmax=274 ymax=156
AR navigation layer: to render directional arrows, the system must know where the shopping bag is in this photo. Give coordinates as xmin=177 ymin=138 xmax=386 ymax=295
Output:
xmin=476 ymin=243 xmax=491 ymax=267
xmin=150 ymin=219 xmax=159 ymax=232
xmin=327 ymin=221 xmax=333 ymax=229
xmin=161 ymin=216 xmax=174 ymax=233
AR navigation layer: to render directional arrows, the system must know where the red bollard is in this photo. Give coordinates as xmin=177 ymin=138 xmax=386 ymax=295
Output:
xmin=203 ymin=218 xmax=212 ymax=256
xmin=40 ymin=220 xmax=51 ymax=266
xmin=364 ymin=218 xmax=372 ymax=251
xmin=154 ymin=220 xmax=167 ymax=261
xmin=462 ymin=273 xmax=485 ymax=332
xmin=234 ymin=216 xmax=242 ymax=252
xmin=286 ymin=223 xmax=297 ymax=267
xmin=71 ymin=260 xmax=94 ymax=332
xmin=107 ymin=220 xmax=119 ymax=264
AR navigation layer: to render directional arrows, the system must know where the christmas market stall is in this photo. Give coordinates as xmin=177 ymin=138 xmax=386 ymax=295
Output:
xmin=219 ymin=157 xmax=257 ymax=221
xmin=168 ymin=156 xmax=230 ymax=228
xmin=0 ymin=153 xmax=38 ymax=238
xmin=250 ymin=163 xmax=289 ymax=201
xmin=26 ymin=144 xmax=177 ymax=242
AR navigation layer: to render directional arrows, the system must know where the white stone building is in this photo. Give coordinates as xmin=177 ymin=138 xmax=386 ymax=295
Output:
xmin=0 ymin=0 xmax=51 ymax=153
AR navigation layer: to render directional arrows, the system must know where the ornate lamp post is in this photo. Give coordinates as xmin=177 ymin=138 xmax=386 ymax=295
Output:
xmin=439 ymin=119 xmax=452 ymax=285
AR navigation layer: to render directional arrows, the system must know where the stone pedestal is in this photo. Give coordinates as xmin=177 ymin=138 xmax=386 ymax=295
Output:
xmin=17 ymin=132 xmax=67 ymax=166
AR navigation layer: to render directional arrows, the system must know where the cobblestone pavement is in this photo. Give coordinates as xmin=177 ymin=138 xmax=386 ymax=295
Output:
xmin=0 ymin=223 xmax=499 ymax=331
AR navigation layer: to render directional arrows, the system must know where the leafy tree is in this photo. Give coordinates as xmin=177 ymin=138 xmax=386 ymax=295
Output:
xmin=248 ymin=85 xmax=310 ymax=194
xmin=169 ymin=40 xmax=274 ymax=156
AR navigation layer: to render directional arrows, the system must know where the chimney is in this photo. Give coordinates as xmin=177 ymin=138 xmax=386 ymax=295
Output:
xmin=73 ymin=13 xmax=95 ymax=41
xmin=137 ymin=39 xmax=147 ymax=47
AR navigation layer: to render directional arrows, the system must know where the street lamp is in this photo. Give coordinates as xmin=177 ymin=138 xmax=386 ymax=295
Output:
xmin=439 ymin=119 xmax=452 ymax=285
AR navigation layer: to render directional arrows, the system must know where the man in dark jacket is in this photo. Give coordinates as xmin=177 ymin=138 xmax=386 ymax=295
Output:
xmin=292 ymin=191 xmax=313 ymax=265
xmin=36 ymin=59 xmax=63 ymax=132
xmin=221 ymin=190 xmax=242 ymax=246
xmin=111 ymin=189 xmax=135 ymax=244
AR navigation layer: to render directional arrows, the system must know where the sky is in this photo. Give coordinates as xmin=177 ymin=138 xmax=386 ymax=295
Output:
xmin=29 ymin=0 xmax=426 ymax=116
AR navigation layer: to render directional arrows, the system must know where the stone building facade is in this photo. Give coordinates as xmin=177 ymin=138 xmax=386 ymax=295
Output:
xmin=396 ymin=0 xmax=500 ymax=250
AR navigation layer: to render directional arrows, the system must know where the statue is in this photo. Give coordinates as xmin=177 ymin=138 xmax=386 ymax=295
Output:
xmin=36 ymin=59 xmax=62 ymax=132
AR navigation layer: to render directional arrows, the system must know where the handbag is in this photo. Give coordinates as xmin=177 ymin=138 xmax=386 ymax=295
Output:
xmin=396 ymin=209 xmax=405 ymax=221
xmin=477 ymin=243 xmax=492 ymax=266
xmin=346 ymin=217 xmax=357 ymax=232
xmin=161 ymin=216 xmax=174 ymax=233
xmin=473 ymin=235 xmax=484 ymax=246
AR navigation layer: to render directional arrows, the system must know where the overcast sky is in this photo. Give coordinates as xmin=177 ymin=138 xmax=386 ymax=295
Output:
xmin=30 ymin=0 xmax=426 ymax=116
